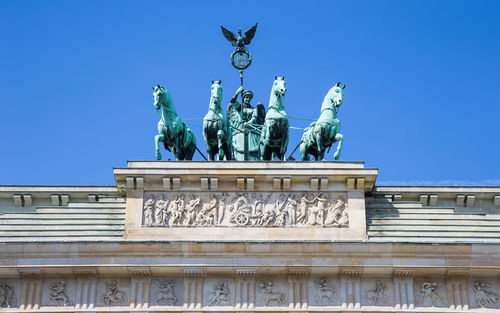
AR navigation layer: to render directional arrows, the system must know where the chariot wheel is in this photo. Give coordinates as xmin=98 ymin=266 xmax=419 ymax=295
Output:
xmin=235 ymin=212 xmax=249 ymax=225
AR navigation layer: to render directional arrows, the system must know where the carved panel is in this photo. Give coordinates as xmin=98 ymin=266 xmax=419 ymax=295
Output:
xmin=150 ymin=278 xmax=182 ymax=307
xmin=469 ymin=279 xmax=500 ymax=309
xmin=96 ymin=278 xmax=128 ymax=307
xmin=142 ymin=192 xmax=348 ymax=228
xmin=203 ymin=279 xmax=234 ymax=307
xmin=361 ymin=278 xmax=393 ymax=306
xmin=0 ymin=280 xmax=20 ymax=309
xmin=308 ymin=276 xmax=338 ymax=306
xmin=41 ymin=279 xmax=75 ymax=307
xmin=415 ymin=278 xmax=448 ymax=308
xmin=256 ymin=279 xmax=287 ymax=307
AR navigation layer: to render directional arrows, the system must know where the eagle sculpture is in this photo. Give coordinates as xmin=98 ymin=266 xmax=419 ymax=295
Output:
xmin=221 ymin=23 xmax=258 ymax=48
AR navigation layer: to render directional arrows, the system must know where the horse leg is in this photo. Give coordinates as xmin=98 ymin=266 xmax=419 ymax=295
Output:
xmin=217 ymin=130 xmax=224 ymax=161
xmin=155 ymin=134 xmax=164 ymax=160
xmin=333 ymin=133 xmax=343 ymax=160
xmin=300 ymin=142 xmax=309 ymax=161
xmin=185 ymin=130 xmax=196 ymax=161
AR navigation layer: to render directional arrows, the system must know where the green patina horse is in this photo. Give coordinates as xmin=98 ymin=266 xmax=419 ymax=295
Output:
xmin=153 ymin=85 xmax=196 ymax=160
xmin=259 ymin=76 xmax=289 ymax=160
xmin=300 ymin=82 xmax=345 ymax=161
xmin=203 ymin=80 xmax=232 ymax=160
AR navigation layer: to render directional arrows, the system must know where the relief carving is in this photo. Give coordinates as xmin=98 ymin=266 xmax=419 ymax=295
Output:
xmin=315 ymin=278 xmax=336 ymax=305
xmin=143 ymin=192 xmax=347 ymax=228
xmin=154 ymin=280 xmax=176 ymax=305
xmin=365 ymin=280 xmax=389 ymax=305
xmin=260 ymin=281 xmax=285 ymax=306
xmin=420 ymin=282 xmax=444 ymax=307
xmin=0 ymin=283 xmax=15 ymax=308
xmin=473 ymin=281 xmax=500 ymax=308
xmin=102 ymin=280 xmax=126 ymax=306
xmin=207 ymin=282 xmax=231 ymax=306
xmin=48 ymin=281 xmax=72 ymax=307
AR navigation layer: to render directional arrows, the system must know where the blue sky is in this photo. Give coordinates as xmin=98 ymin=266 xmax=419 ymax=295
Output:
xmin=1 ymin=0 xmax=499 ymax=186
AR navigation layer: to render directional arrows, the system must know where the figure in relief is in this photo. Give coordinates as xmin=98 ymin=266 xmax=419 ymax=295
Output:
xmin=315 ymin=278 xmax=336 ymax=305
xmin=207 ymin=282 xmax=232 ymax=306
xmin=285 ymin=195 xmax=297 ymax=225
xmin=420 ymin=282 xmax=444 ymax=307
xmin=48 ymin=281 xmax=72 ymax=307
xmin=366 ymin=280 xmax=388 ymax=305
xmin=300 ymin=82 xmax=345 ymax=161
xmin=103 ymin=280 xmax=125 ymax=306
xmin=473 ymin=281 xmax=500 ymax=308
xmin=0 ymin=283 xmax=14 ymax=308
xmin=229 ymin=194 xmax=254 ymax=226
xmin=195 ymin=196 xmax=216 ymax=226
xmin=297 ymin=194 xmax=313 ymax=225
xmin=324 ymin=199 xmax=347 ymax=226
xmin=307 ymin=195 xmax=327 ymax=226
xmin=260 ymin=281 xmax=285 ymax=306
xmin=156 ymin=197 xmax=170 ymax=226
xmin=184 ymin=197 xmax=201 ymax=226
xmin=170 ymin=195 xmax=186 ymax=226
xmin=143 ymin=197 xmax=155 ymax=226
xmin=273 ymin=194 xmax=287 ymax=226
xmin=155 ymin=280 xmax=176 ymax=305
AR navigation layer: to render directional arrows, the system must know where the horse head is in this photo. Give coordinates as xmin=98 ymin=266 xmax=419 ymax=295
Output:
xmin=210 ymin=80 xmax=223 ymax=110
xmin=269 ymin=76 xmax=286 ymax=109
xmin=153 ymin=85 xmax=172 ymax=111
xmin=323 ymin=82 xmax=345 ymax=114
xmin=272 ymin=76 xmax=287 ymax=97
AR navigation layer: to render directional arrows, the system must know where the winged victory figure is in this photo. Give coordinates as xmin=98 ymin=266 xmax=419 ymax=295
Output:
xmin=221 ymin=23 xmax=258 ymax=48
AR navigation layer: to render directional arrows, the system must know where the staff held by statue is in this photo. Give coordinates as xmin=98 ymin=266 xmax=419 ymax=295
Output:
xmin=221 ymin=23 xmax=258 ymax=160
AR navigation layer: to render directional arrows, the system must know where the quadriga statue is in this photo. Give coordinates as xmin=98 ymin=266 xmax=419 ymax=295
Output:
xmin=259 ymin=76 xmax=289 ymax=160
xmin=202 ymin=80 xmax=233 ymax=160
xmin=300 ymin=82 xmax=345 ymax=161
xmin=153 ymin=85 xmax=196 ymax=160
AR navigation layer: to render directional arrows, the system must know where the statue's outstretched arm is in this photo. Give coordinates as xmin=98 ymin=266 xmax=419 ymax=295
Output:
xmin=230 ymin=86 xmax=244 ymax=103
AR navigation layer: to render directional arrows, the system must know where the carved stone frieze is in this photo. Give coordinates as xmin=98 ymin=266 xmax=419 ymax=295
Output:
xmin=142 ymin=192 xmax=348 ymax=228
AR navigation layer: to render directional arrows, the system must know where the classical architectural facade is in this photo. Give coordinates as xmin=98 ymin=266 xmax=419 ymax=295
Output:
xmin=1 ymin=161 xmax=500 ymax=312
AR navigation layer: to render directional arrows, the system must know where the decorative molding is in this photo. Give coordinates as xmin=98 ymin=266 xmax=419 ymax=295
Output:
xmin=128 ymin=267 xmax=151 ymax=277
xmin=183 ymin=268 xmax=204 ymax=277
xmin=19 ymin=270 xmax=42 ymax=280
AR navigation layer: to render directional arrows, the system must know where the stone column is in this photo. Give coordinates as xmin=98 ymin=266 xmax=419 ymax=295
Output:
xmin=340 ymin=270 xmax=361 ymax=309
xmin=129 ymin=268 xmax=152 ymax=310
xmin=446 ymin=272 xmax=469 ymax=310
xmin=235 ymin=269 xmax=256 ymax=309
xmin=183 ymin=269 xmax=203 ymax=309
xmin=287 ymin=270 xmax=309 ymax=309
xmin=393 ymin=270 xmax=415 ymax=310
xmin=73 ymin=269 xmax=98 ymax=311
xmin=19 ymin=271 xmax=42 ymax=310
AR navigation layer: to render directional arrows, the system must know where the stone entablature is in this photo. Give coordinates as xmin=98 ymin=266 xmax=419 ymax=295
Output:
xmin=1 ymin=241 xmax=500 ymax=312
xmin=116 ymin=161 xmax=376 ymax=241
